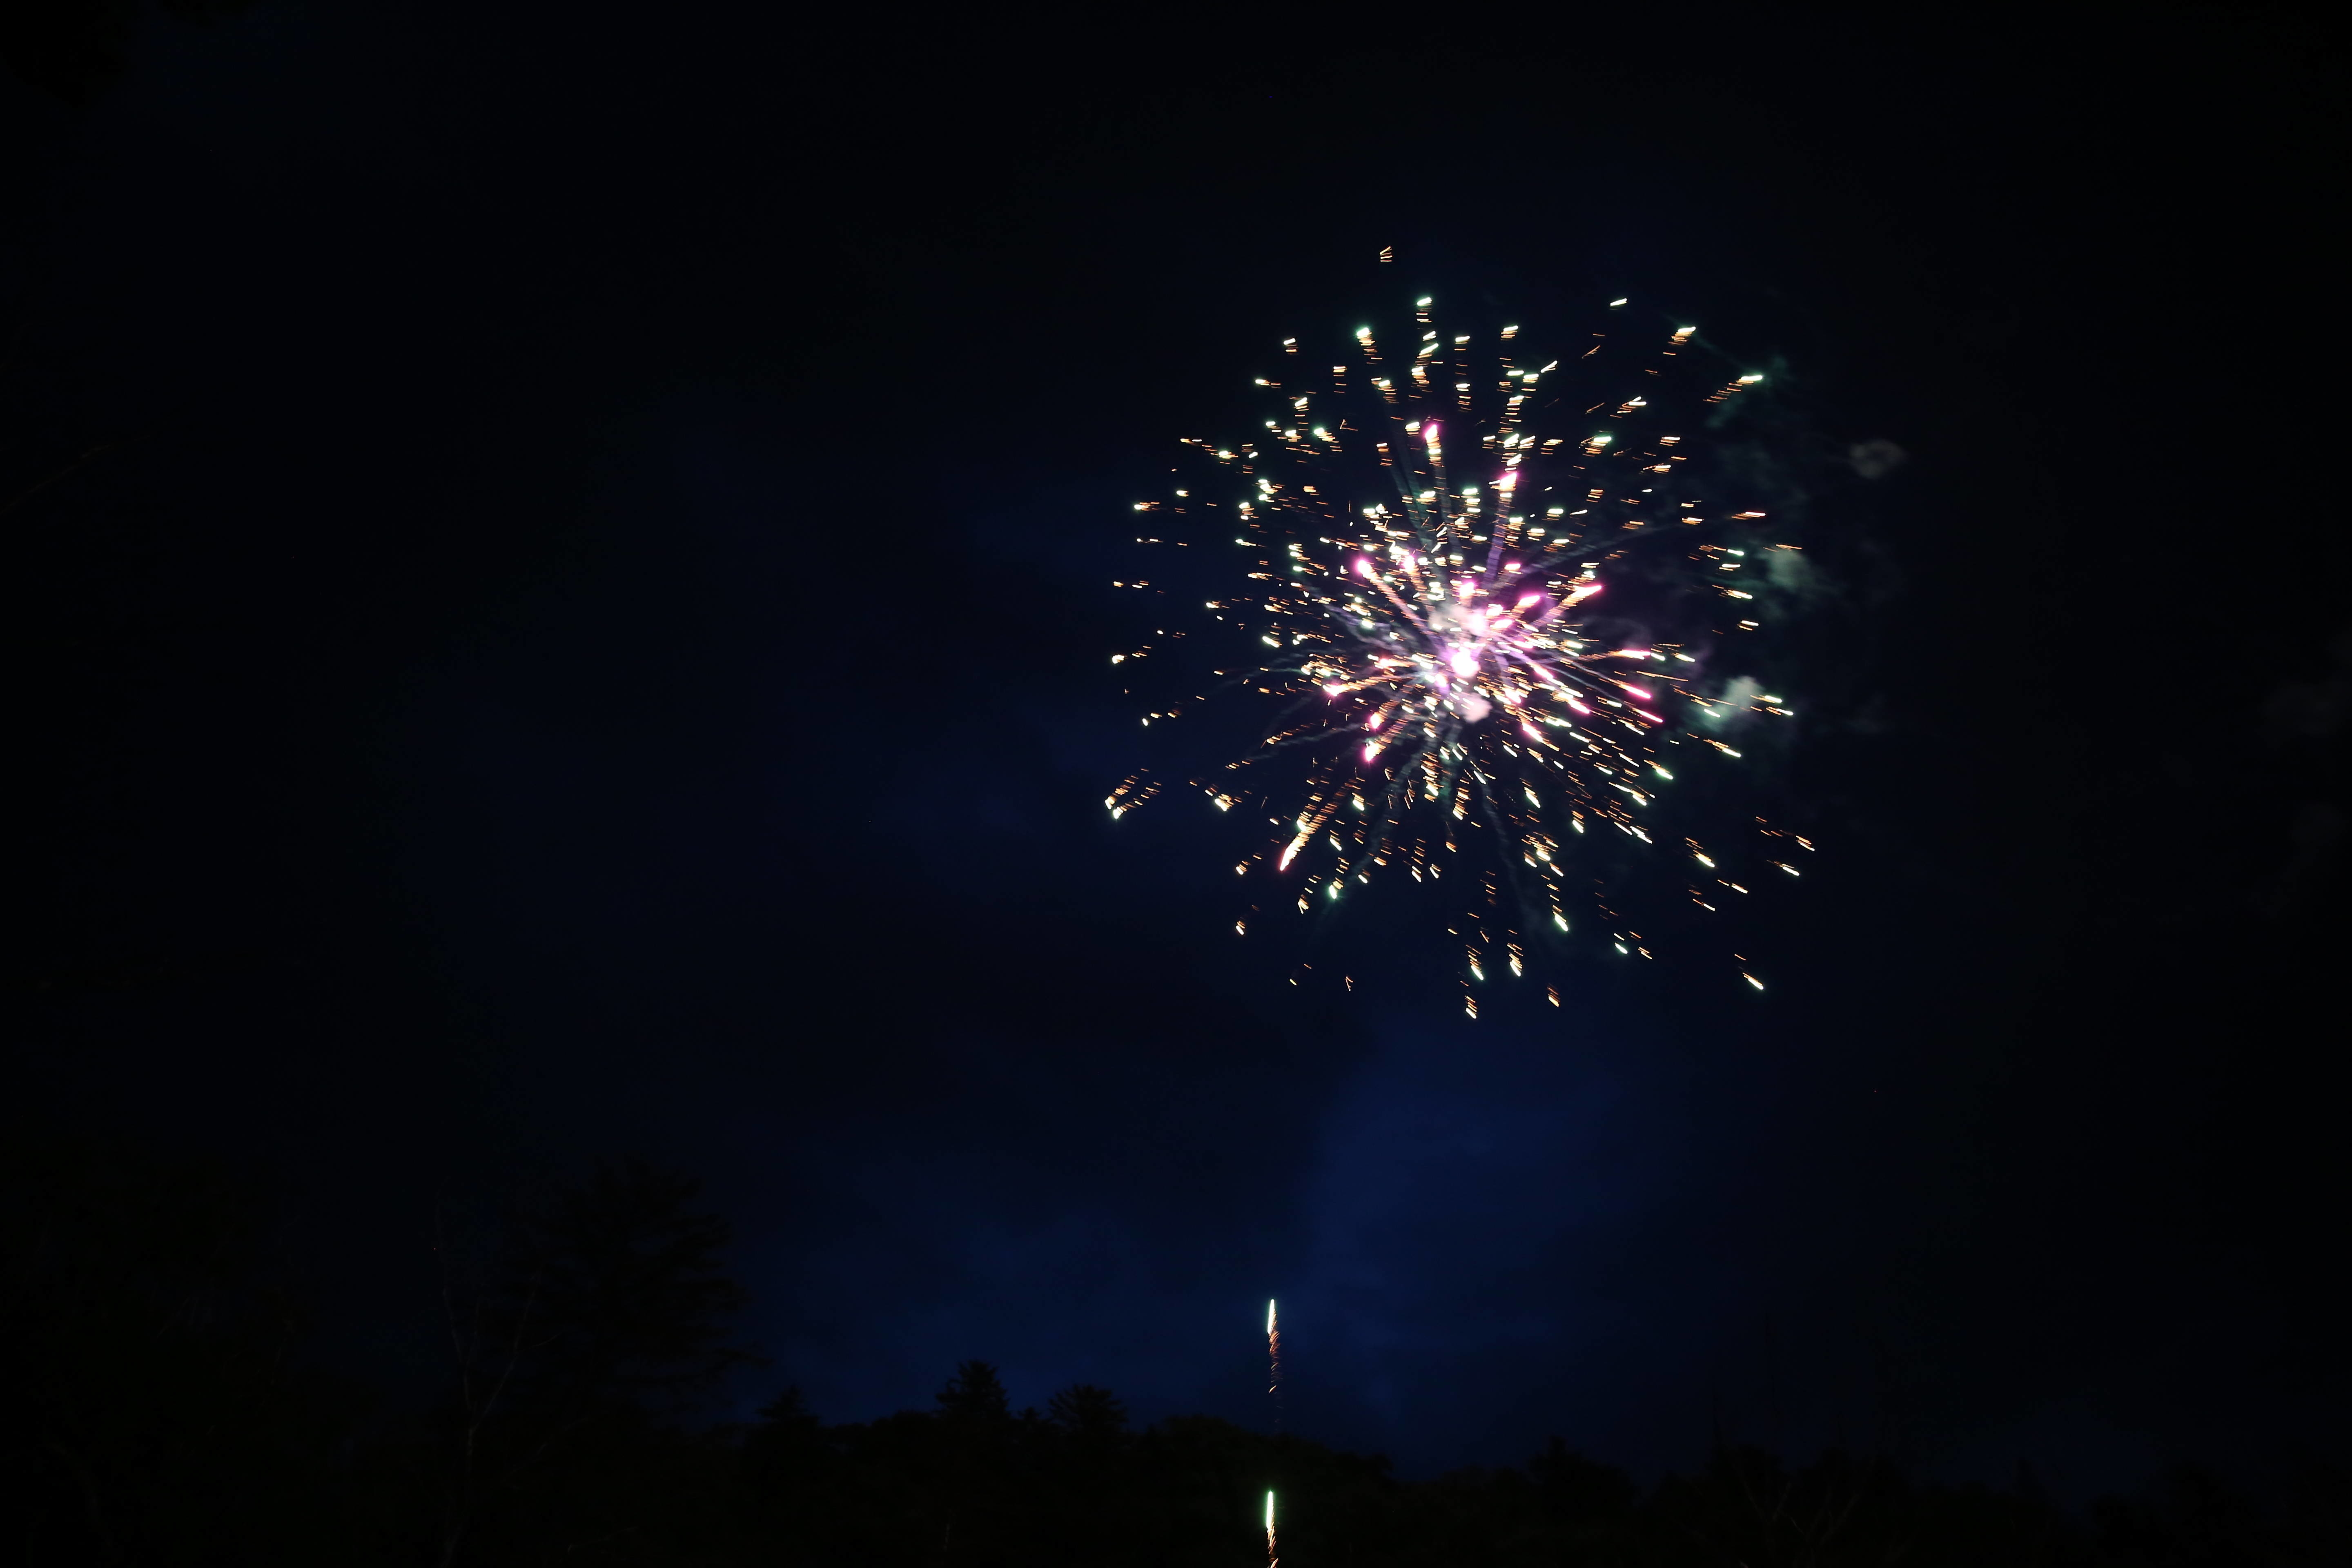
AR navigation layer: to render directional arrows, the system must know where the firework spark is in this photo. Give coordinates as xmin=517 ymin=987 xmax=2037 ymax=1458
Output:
xmin=1111 ymin=297 xmax=1809 ymax=995
xmin=1264 ymin=1489 xmax=1278 ymax=1568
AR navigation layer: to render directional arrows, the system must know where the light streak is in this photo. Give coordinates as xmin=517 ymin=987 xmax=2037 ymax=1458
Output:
xmin=1266 ymin=1298 xmax=1282 ymax=1430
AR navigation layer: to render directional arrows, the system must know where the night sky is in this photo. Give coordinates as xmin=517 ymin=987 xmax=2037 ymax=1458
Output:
xmin=9 ymin=0 xmax=2343 ymax=1505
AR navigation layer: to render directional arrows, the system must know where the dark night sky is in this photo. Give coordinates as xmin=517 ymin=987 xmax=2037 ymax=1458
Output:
xmin=8 ymin=0 xmax=2344 ymax=1503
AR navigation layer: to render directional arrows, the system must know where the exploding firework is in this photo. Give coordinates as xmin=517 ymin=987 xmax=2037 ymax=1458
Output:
xmin=1109 ymin=296 xmax=1811 ymax=1000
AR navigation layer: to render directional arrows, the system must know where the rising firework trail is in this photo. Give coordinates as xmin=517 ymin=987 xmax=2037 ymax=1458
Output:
xmin=1110 ymin=296 xmax=1811 ymax=1003
xmin=1266 ymin=1298 xmax=1282 ymax=1431
xmin=1264 ymin=1489 xmax=1278 ymax=1568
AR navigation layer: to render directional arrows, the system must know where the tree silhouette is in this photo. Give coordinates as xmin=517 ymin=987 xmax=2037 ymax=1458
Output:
xmin=10 ymin=1136 xmax=2337 ymax=1566
xmin=1047 ymin=1383 xmax=1129 ymax=1444
xmin=936 ymin=1360 xmax=1013 ymax=1427
xmin=424 ymin=1158 xmax=762 ymax=1566
xmin=502 ymin=1159 xmax=760 ymax=1418
xmin=0 ymin=1140 xmax=384 ymax=1563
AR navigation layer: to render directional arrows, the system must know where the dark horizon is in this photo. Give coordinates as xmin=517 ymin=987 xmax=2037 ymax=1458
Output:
xmin=7 ymin=0 xmax=2343 ymax=1540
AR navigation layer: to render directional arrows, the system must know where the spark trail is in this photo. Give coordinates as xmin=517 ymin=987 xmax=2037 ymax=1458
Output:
xmin=1267 ymin=1298 xmax=1281 ymax=1431
xmin=1110 ymin=297 xmax=1811 ymax=1003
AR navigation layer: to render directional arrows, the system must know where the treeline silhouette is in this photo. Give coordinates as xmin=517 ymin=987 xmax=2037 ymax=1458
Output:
xmin=4 ymin=1140 xmax=2341 ymax=1565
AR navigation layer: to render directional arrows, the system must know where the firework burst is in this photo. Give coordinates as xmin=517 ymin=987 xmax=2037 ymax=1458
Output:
xmin=1110 ymin=297 xmax=1810 ymax=1000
